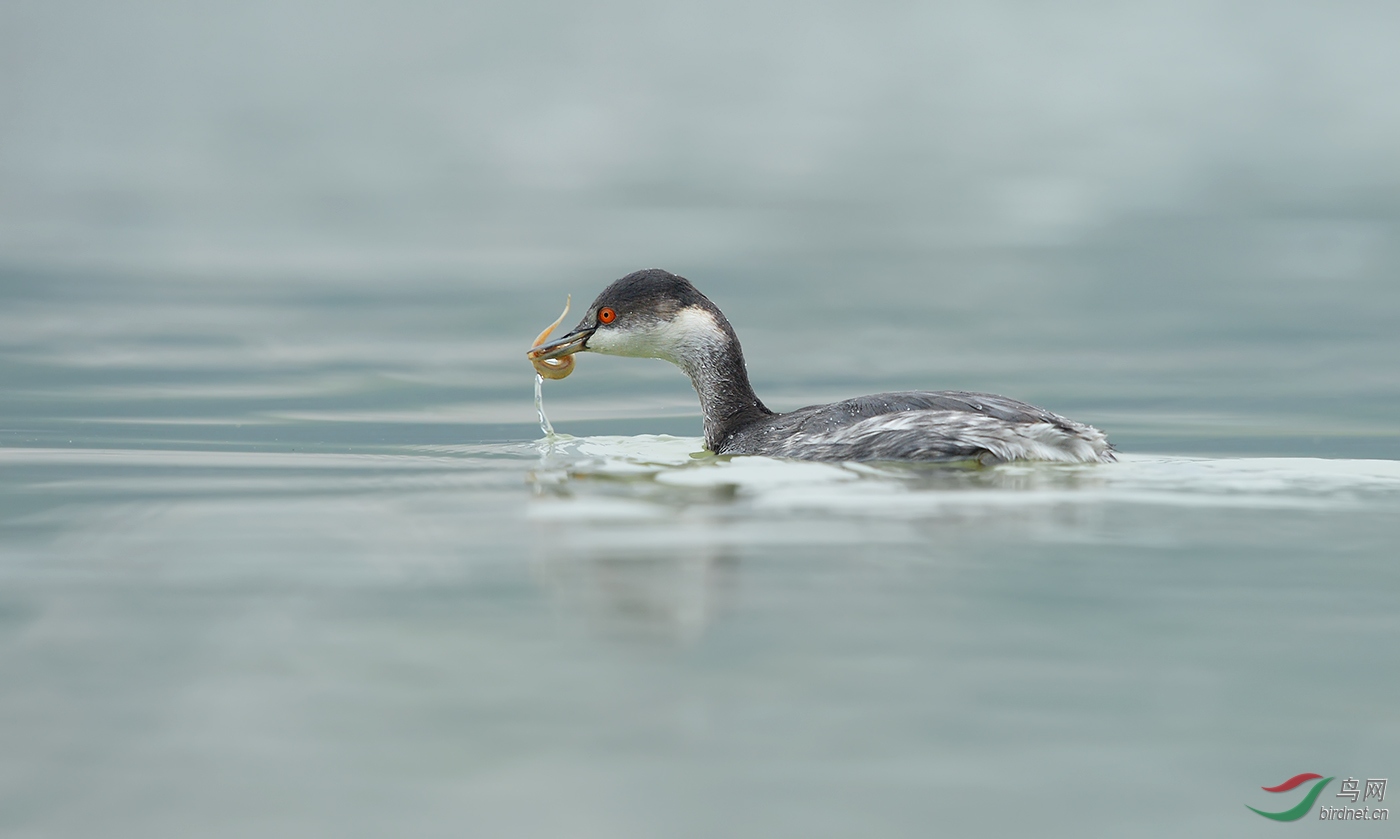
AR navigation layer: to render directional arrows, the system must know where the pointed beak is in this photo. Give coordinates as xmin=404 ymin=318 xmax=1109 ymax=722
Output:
xmin=527 ymin=326 xmax=596 ymax=361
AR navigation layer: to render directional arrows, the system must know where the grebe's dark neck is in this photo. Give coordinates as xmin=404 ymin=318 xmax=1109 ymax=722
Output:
xmin=678 ymin=309 xmax=772 ymax=451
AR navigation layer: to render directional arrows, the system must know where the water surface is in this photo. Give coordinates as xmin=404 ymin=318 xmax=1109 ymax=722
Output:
xmin=3 ymin=430 xmax=1398 ymax=837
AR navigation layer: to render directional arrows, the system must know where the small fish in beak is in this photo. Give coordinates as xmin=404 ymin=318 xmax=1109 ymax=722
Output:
xmin=528 ymin=295 xmax=580 ymax=380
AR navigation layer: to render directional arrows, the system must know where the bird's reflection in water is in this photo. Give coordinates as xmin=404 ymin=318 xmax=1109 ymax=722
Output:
xmin=532 ymin=545 xmax=739 ymax=643
xmin=522 ymin=438 xmax=1124 ymax=641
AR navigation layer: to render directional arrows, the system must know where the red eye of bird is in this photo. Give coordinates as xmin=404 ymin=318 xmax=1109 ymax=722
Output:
xmin=598 ymin=307 xmax=616 ymax=324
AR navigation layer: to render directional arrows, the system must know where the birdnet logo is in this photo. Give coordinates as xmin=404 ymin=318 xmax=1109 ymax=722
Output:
xmin=1246 ymin=773 xmax=1388 ymax=822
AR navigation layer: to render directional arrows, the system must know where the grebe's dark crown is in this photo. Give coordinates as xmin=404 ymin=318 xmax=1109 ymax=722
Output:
xmin=590 ymin=269 xmax=707 ymax=315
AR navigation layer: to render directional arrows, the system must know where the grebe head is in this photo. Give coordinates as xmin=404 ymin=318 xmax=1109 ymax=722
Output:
xmin=529 ymin=269 xmax=733 ymax=371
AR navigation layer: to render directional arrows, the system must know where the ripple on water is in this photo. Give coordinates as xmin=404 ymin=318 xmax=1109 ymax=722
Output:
xmin=525 ymin=436 xmax=1400 ymax=521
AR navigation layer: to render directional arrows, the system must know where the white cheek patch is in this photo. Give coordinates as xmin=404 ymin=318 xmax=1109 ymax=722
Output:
xmin=583 ymin=324 xmax=650 ymax=357
xmin=586 ymin=307 xmax=723 ymax=365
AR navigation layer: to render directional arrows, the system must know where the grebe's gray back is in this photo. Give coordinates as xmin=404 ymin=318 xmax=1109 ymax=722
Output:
xmin=528 ymin=269 xmax=1114 ymax=464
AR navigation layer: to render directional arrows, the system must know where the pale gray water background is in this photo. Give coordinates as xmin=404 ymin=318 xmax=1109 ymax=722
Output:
xmin=3 ymin=2 xmax=1400 ymax=836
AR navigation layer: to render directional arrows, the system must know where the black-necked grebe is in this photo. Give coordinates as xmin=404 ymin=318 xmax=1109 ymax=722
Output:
xmin=528 ymin=269 xmax=1114 ymax=464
